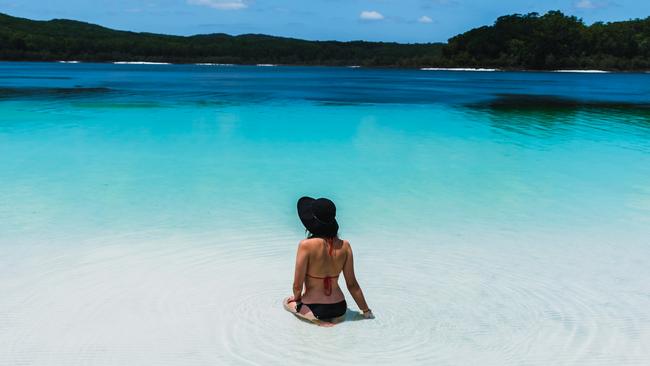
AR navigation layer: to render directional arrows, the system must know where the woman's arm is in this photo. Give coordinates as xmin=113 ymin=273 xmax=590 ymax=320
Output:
xmin=342 ymin=242 xmax=373 ymax=318
xmin=292 ymin=240 xmax=309 ymax=301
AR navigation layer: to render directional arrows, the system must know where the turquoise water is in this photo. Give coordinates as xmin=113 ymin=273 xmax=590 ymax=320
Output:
xmin=1 ymin=62 xmax=649 ymax=365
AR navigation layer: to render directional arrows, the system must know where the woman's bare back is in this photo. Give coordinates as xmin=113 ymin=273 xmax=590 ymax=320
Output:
xmin=301 ymin=237 xmax=349 ymax=304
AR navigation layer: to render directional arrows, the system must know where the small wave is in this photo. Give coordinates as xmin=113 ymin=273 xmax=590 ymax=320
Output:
xmin=0 ymin=75 xmax=72 ymax=80
xmin=0 ymin=86 xmax=113 ymax=100
xmin=113 ymin=61 xmax=171 ymax=65
xmin=256 ymin=64 xmax=277 ymax=67
xmin=195 ymin=63 xmax=234 ymax=66
xmin=58 ymin=61 xmax=81 ymax=64
xmin=347 ymin=65 xmax=361 ymax=68
xmin=469 ymin=93 xmax=650 ymax=111
xmin=421 ymin=67 xmax=499 ymax=72
xmin=553 ymin=69 xmax=610 ymax=73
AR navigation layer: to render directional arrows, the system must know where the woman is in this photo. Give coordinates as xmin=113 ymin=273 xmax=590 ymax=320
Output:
xmin=284 ymin=196 xmax=373 ymax=326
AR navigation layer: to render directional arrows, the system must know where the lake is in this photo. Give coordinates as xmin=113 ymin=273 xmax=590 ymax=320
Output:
xmin=1 ymin=62 xmax=649 ymax=365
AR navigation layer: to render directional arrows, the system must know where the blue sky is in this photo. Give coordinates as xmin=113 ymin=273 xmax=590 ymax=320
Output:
xmin=1 ymin=0 xmax=649 ymax=43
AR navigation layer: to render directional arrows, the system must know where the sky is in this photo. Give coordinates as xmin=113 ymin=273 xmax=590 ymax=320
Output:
xmin=1 ymin=0 xmax=649 ymax=43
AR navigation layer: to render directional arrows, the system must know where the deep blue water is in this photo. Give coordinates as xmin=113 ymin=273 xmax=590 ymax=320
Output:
xmin=1 ymin=62 xmax=650 ymax=106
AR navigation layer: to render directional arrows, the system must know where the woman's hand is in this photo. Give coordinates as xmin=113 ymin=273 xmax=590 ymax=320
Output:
xmin=287 ymin=295 xmax=301 ymax=303
xmin=361 ymin=309 xmax=374 ymax=319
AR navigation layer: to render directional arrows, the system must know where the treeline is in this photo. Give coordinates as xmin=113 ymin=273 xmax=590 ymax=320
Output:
xmin=0 ymin=13 xmax=442 ymax=67
xmin=1 ymin=11 xmax=650 ymax=70
xmin=444 ymin=11 xmax=650 ymax=70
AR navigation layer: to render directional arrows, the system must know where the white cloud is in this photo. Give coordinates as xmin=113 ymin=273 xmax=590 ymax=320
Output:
xmin=187 ymin=0 xmax=247 ymax=10
xmin=418 ymin=16 xmax=433 ymax=23
xmin=575 ymin=0 xmax=596 ymax=9
xmin=360 ymin=10 xmax=384 ymax=21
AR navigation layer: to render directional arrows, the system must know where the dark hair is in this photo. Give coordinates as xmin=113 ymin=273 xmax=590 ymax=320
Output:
xmin=306 ymin=229 xmax=338 ymax=240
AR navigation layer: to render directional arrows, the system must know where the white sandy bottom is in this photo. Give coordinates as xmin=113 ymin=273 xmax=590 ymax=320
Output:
xmin=420 ymin=67 xmax=499 ymax=72
xmin=553 ymin=70 xmax=610 ymax=73
xmin=1 ymin=229 xmax=649 ymax=366
xmin=113 ymin=62 xmax=171 ymax=65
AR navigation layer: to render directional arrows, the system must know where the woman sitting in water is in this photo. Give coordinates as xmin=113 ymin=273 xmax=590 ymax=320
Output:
xmin=284 ymin=196 xmax=373 ymax=326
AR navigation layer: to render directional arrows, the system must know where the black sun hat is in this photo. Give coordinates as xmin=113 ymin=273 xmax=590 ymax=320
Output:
xmin=297 ymin=196 xmax=339 ymax=238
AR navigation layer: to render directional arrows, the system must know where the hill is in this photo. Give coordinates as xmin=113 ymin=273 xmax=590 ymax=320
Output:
xmin=0 ymin=13 xmax=443 ymax=67
xmin=1 ymin=11 xmax=649 ymax=70
xmin=444 ymin=11 xmax=650 ymax=70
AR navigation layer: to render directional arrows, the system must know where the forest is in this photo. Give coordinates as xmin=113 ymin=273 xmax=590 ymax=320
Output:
xmin=444 ymin=11 xmax=650 ymax=70
xmin=1 ymin=11 xmax=649 ymax=70
xmin=0 ymin=12 xmax=443 ymax=67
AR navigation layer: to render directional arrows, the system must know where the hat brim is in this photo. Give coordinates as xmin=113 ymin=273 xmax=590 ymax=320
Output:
xmin=297 ymin=196 xmax=339 ymax=237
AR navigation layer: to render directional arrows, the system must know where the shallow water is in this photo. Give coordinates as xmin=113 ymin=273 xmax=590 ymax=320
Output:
xmin=1 ymin=62 xmax=649 ymax=365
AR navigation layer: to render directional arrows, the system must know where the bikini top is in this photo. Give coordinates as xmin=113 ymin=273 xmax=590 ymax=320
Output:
xmin=305 ymin=238 xmax=339 ymax=296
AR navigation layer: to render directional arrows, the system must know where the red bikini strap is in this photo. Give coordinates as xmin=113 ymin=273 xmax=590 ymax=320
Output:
xmin=323 ymin=276 xmax=332 ymax=296
xmin=306 ymin=273 xmax=338 ymax=279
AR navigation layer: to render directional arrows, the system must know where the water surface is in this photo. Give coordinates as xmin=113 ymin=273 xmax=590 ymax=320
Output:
xmin=1 ymin=62 xmax=649 ymax=365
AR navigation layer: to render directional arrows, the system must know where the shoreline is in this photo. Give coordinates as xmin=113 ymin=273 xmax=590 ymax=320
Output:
xmin=4 ymin=11 xmax=650 ymax=75
xmin=2 ymin=60 xmax=635 ymax=73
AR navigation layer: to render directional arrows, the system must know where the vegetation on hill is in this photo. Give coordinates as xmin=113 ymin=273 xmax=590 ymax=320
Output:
xmin=444 ymin=11 xmax=650 ymax=70
xmin=1 ymin=11 xmax=649 ymax=70
xmin=0 ymin=13 xmax=442 ymax=66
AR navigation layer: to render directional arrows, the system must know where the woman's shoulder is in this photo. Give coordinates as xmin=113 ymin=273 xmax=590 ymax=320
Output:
xmin=298 ymin=237 xmax=322 ymax=248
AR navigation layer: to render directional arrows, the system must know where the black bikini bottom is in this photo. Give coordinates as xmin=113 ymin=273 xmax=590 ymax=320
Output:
xmin=300 ymin=300 xmax=347 ymax=319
